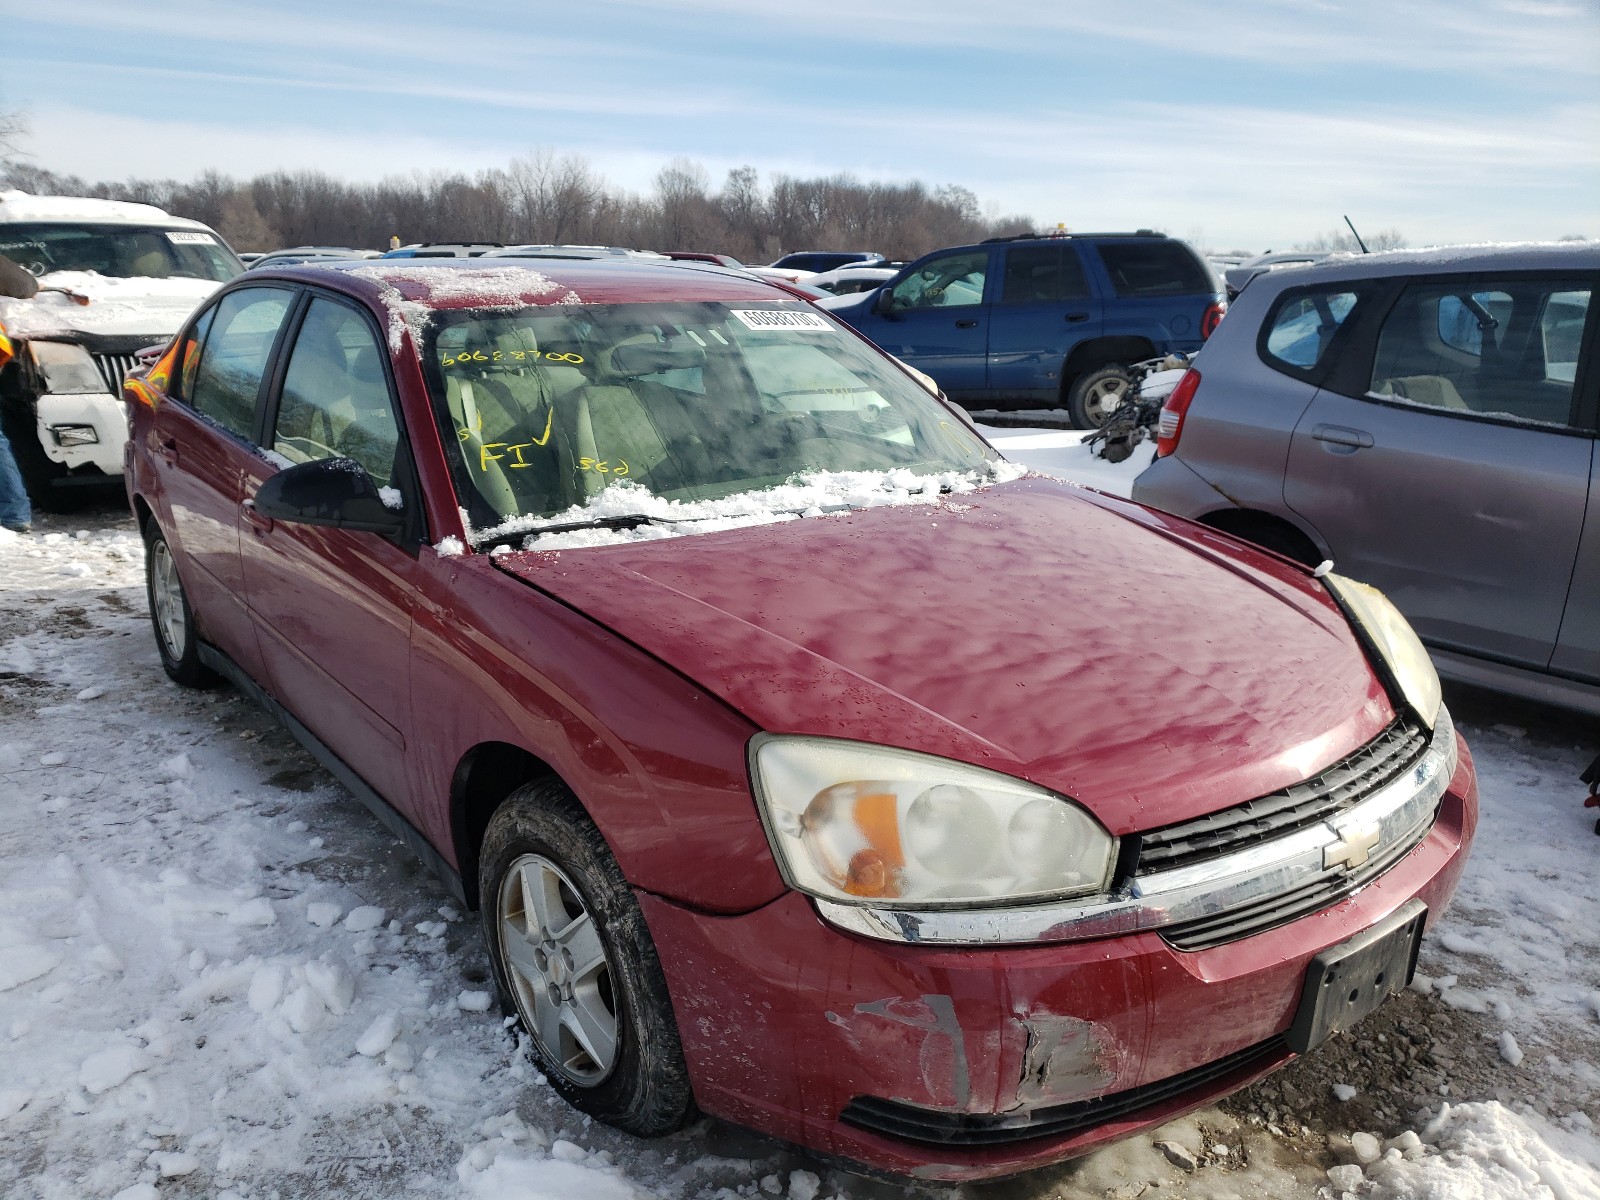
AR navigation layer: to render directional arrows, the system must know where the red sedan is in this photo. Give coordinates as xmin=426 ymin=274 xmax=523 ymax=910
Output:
xmin=123 ymin=259 xmax=1475 ymax=1182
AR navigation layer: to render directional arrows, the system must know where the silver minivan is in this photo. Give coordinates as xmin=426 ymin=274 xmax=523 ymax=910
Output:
xmin=1133 ymin=243 xmax=1599 ymax=716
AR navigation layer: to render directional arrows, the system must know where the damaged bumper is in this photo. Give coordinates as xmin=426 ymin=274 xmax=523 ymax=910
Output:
xmin=36 ymin=391 xmax=128 ymax=475
xmin=639 ymin=737 xmax=1476 ymax=1182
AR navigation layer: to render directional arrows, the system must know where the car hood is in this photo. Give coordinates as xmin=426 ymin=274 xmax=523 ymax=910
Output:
xmin=0 ymin=272 xmax=220 ymax=340
xmin=495 ymin=478 xmax=1393 ymax=833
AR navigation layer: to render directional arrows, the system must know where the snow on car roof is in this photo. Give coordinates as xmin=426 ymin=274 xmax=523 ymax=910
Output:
xmin=302 ymin=258 xmax=805 ymax=351
xmin=0 ymin=189 xmax=211 ymax=230
xmin=1268 ymin=240 xmax=1600 ymax=283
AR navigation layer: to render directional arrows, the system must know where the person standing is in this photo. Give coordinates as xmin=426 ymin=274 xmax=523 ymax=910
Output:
xmin=0 ymin=252 xmax=37 ymax=532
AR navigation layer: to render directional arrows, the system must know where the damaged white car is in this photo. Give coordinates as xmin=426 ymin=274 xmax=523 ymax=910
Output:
xmin=0 ymin=190 xmax=242 ymax=506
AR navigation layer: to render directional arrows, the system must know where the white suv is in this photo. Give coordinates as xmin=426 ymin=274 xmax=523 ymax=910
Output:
xmin=0 ymin=190 xmax=242 ymax=506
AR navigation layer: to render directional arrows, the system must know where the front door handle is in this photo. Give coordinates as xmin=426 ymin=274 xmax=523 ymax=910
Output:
xmin=1064 ymin=311 xmax=1091 ymax=323
xmin=241 ymin=498 xmax=274 ymax=535
xmin=156 ymin=437 xmax=179 ymax=465
xmin=954 ymin=318 xmax=979 ymax=329
xmin=1311 ymin=424 xmax=1374 ymax=449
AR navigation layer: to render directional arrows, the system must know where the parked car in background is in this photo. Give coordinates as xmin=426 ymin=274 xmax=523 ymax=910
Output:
xmin=1133 ymin=242 xmax=1600 ymax=716
xmin=805 ymin=264 xmax=898 ymax=295
xmin=825 ymin=232 xmax=1226 ymax=427
xmin=248 ymin=246 xmax=381 ymax=270
xmin=124 ymin=255 xmax=1475 ymax=1182
xmin=769 ymin=250 xmax=885 ymax=274
xmin=487 ymin=245 xmax=669 ymax=261
xmin=381 ymin=242 xmax=504 ymax=258
xmin=0 ymin=189 xmax=242 ymax=506
xmin=1224 ymin=250 xmax=1335 ymax=299
xmin=660 ymin=251 xmax=745 ymax=267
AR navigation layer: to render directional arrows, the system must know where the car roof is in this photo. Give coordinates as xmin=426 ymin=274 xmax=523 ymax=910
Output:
xmin=253 ymin=256 xmax=806 ymax=311
xmin=1250 ymin=241 xmax=1600 ymax=287
xmin=0 ymin=189 xmax=212 ymax=231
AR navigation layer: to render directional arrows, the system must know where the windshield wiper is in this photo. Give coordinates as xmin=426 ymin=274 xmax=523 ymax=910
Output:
xmin=474 ymin=512 xmax=671 ymax=553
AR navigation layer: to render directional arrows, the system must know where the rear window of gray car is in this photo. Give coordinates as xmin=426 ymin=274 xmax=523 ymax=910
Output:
xmin=1095 ymin=241 xmax=1211 ymax=297
xmin=1262 ymin=288 xmax=1362 ymax=372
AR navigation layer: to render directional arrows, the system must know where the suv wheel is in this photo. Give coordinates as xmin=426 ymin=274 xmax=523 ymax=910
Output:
xmin=144 ymin=525 xmax=217 ymax=688
xmin=479 ymin=779 xmax=692 ymax=1136
xmin=1068 ymin=365 xmax=1135 ymax=429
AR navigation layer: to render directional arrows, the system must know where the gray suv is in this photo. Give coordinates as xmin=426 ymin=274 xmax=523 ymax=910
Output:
xmin=1132 ymin=243 xmax=1599 ymax=716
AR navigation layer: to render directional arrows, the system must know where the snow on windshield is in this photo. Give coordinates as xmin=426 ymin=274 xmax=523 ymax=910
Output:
xmin=463 ymin=461 xmax=1028 ymax=552
xmin=348 ymin=265 xmax=581 ymax=352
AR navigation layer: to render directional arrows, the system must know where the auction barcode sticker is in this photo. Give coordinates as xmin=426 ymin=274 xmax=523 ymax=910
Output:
xmin=165 ymin=231 xmax=217 ymax=245
xmin=730 ymin=309 xmax=831 ymax=332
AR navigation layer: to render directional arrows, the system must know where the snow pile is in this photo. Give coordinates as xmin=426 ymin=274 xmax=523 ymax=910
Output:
xmin=467 ymin=462 xmax=1028 ymax=551
xmin=347 ymin=264 xmax=575 ymax=351
xmin=0 ymin=271 xmax=218 ymax=339
xmin=1361 ymin=1103 xmax=1600 ymax=1199
xmin=980 ymin=425 xmax=1146 ymax=496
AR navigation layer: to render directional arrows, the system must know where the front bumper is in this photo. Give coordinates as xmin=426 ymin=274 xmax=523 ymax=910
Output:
xmin=640 ymin=734 xmax=1476 ymax=1182
xmin=35 ymin=391 xmax=128 ymax=475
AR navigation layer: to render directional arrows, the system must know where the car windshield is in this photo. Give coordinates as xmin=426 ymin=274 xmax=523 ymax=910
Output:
xmin=0 ymin=222 xmax=243 ymax=282
xmin=421 ymin=300 xmax=996 ymax=536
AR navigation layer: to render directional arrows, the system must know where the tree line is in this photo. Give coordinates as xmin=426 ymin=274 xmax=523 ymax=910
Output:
xmin=0 ymin=151 xmax=1036 ymax=262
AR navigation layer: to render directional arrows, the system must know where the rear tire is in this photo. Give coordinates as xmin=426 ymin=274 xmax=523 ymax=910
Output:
xmin=1068 ymin=365 xmax=1134 ymax=429
xmin=144 ymin=524 xmax=217 ymax=688
xmin=479 ymin=779 xmax=692 ymax=1136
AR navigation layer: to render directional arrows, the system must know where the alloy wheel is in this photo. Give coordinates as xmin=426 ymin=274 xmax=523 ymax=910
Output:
xmin=497 ymin=853 xmax=619 ymax=1084
xmin=150 ymin=539 xmax=187 ymax=660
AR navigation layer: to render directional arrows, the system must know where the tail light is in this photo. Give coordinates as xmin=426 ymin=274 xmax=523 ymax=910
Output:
xmin=1155 ymin=368 xmax=1201 ymax=458
xmin=1201 ymin=301 xmax=1226 ymax=339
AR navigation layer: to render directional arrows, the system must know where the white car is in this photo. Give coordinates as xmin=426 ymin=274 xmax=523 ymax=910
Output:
xmin=0 ymin=191 xmax=242 ymax=505
xmin=803 ymin=264 xmax=899 ymax=295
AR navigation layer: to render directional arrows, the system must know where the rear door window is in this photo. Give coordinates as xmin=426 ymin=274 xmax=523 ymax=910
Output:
xmin=1000 ymin=245 xmax=1090 ymax=304
xmin=1095 ymin=241 xmax=1211 ymax=297
xmin=187 ymin=288 xmax=293 ymax=440
xmin=1370 ymin=279 xmax=1592 ymax=427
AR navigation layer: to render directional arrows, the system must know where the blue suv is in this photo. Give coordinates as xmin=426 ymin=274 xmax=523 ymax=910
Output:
xmin=823 ymin=232 xmax=1225 ymax=427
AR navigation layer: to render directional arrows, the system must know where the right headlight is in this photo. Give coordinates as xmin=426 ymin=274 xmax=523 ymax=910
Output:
xmin=1323 ymin=573 xmax=1442 ymax=730
xmin=749 ymin=735 xmax=1118 ymax=909
xmin=28 ymin=340 xmax=106 ymax=395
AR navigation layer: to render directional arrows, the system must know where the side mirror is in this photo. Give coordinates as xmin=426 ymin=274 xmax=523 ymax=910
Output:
xmin=871 ymin=286 xmax=898 ymax=316
xmin=254 ymin=457 xmax=405 ymax=537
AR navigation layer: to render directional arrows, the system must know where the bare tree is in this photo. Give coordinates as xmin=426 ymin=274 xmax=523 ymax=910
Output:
xmin=0 ymin=107 xmax=26 ymax=162
xmin=1 ymin=152 xmax=1035 ymax=260
xmin=1295 ymin=227 xmax=1407 ymax=252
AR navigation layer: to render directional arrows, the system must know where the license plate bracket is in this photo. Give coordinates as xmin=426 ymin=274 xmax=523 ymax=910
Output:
xmin=1287 ymin=898 xmax=1426 ymax=1054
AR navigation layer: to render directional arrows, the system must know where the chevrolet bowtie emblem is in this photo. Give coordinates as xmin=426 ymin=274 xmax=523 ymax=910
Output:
xmin=1324 ymin=818 xmax=1382 ymax=871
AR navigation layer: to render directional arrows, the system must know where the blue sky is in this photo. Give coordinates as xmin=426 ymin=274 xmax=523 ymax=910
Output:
xmin=1 ymin=0 xmax=1595 ymax=251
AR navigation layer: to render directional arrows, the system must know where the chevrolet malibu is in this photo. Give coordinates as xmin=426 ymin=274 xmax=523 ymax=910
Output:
xmin=123 ymin=259 xmax=1476 ymax=1182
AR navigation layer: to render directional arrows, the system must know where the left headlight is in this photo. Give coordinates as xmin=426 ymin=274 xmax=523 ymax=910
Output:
xmin=749 ymin=736 xmax=1118 ymax=909
xmin=1324 ymin=573 xmax=1442 ymax=730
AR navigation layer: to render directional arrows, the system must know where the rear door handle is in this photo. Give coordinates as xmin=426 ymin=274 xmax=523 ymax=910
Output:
xmin=1064 ymin=311 xmax=1091 ymax=323
xmin=954 ymin=318 xmax=979 ymax=329
xmin=156 ymin=437 xmax=179 ymax=465
xmin=1311 ymin=424 xmax=1374 ymax=449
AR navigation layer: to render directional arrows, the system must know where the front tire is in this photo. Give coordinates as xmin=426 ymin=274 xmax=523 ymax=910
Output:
xmin=479 ymin=780 xmax=692 ymax=1136
xmin=144 ymin=524 xmax=216 ymax=688
xmin=1067 ymin=364 xmax=1134 ymax=429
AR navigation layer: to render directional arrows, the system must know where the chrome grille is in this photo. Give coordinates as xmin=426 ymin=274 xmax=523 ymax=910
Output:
xmin=91 ymin=353 xmax=140 ymax=394
xmin=1160 ymin=810 xmax=1436 ymax=951
xmin=1136 ymin=719 xmax=1430 ymax=875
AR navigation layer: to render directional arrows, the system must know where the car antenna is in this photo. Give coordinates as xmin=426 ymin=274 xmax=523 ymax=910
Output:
xmin=1343 ymin=215 xmax=1370 ymax=254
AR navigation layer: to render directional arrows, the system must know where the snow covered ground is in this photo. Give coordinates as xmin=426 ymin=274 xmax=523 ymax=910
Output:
xmin=2 ymin=479 xmax=1597 ymax=1199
